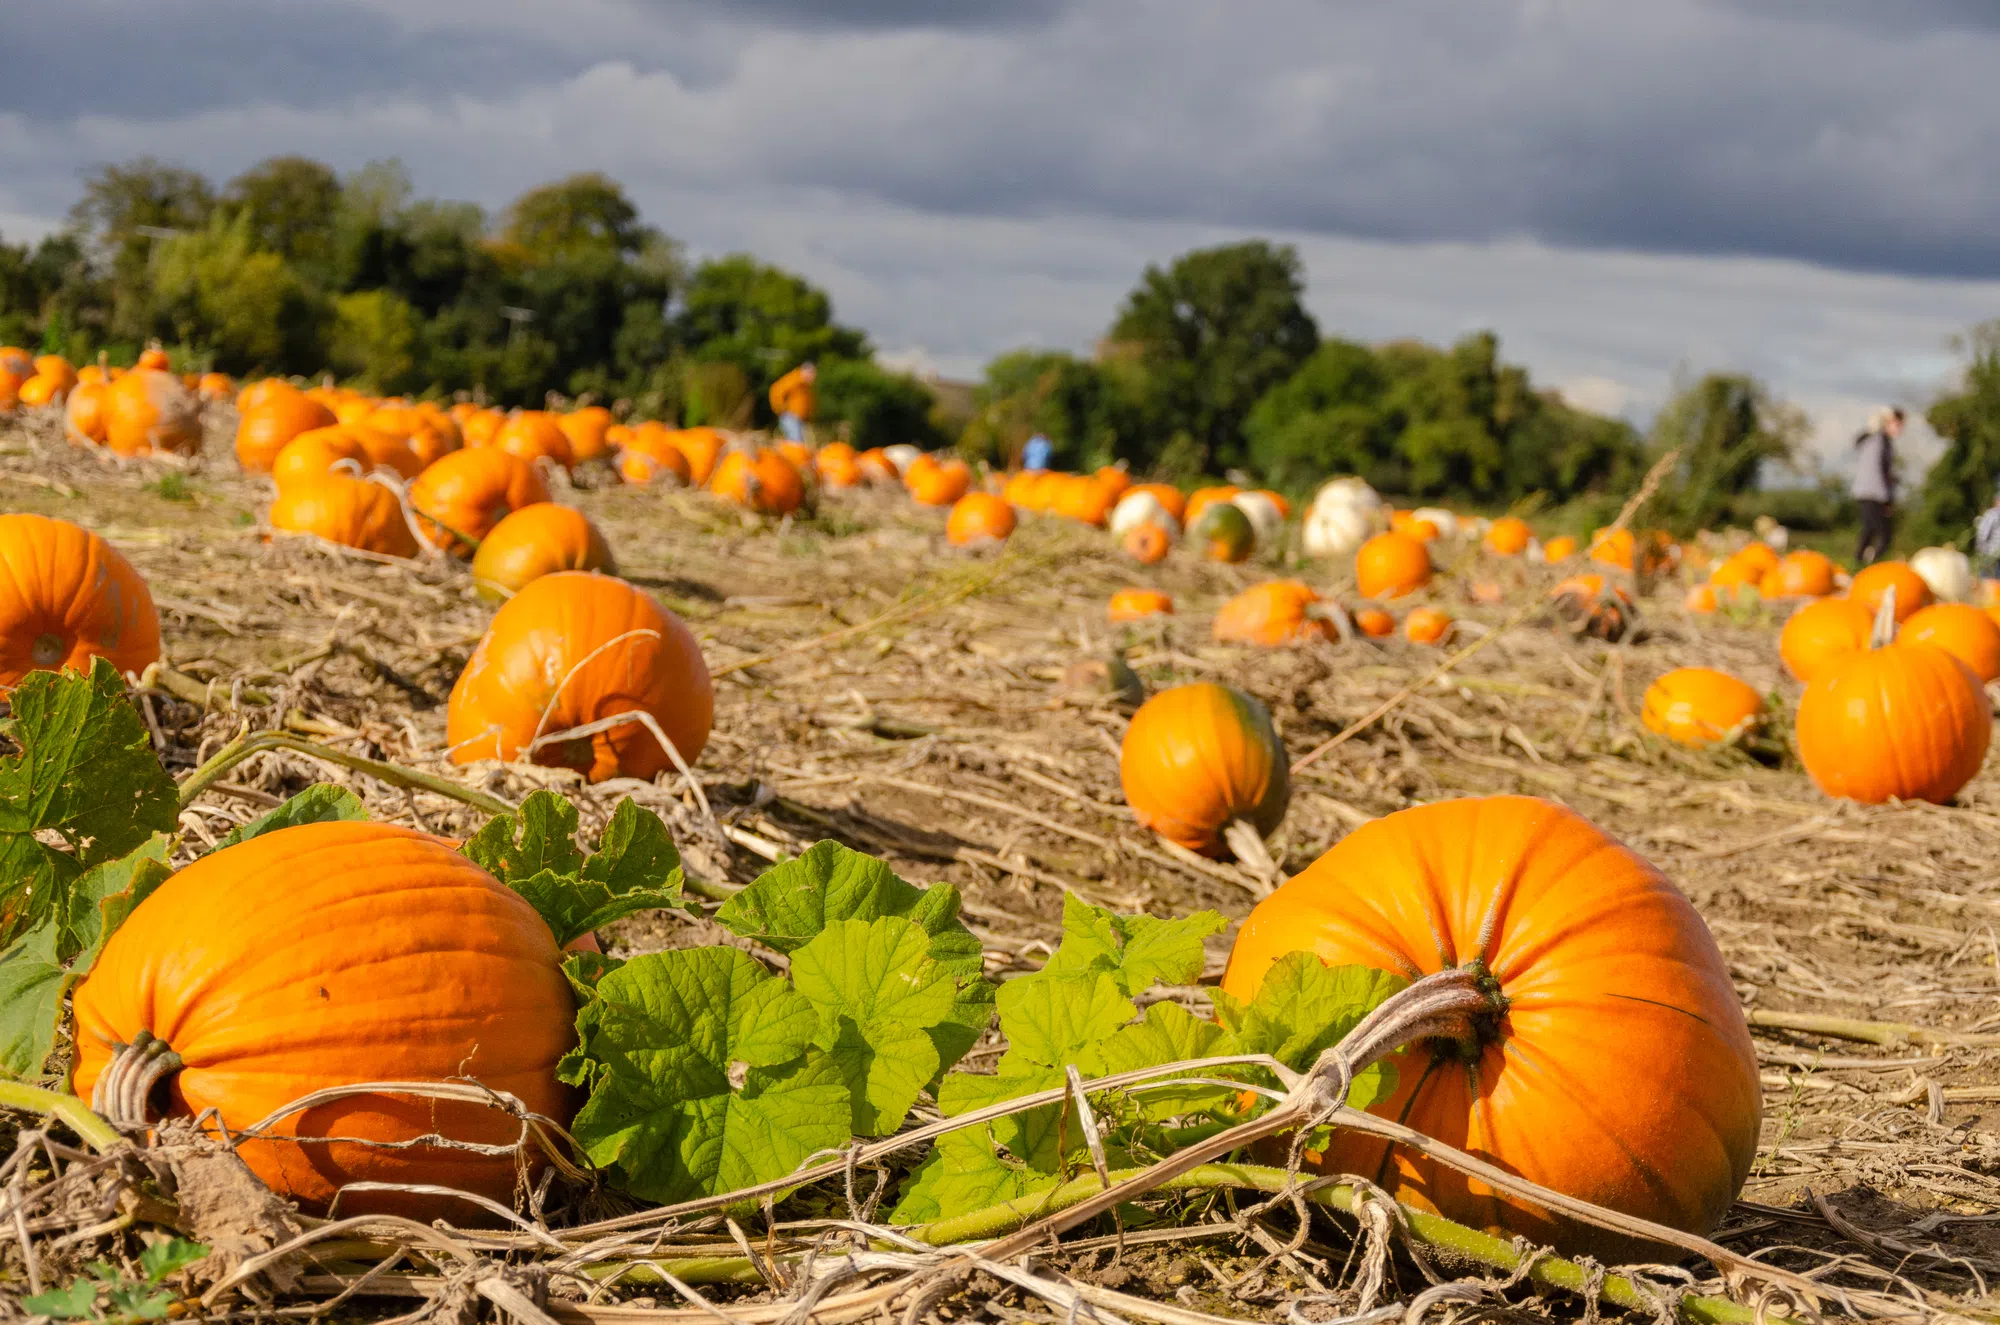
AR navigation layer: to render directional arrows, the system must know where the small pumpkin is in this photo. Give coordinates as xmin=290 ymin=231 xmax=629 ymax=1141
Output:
xmin=235 ymin=393 xmax=338 ymax=473
xmin=1797 ymin=589 xmax=1991 ymax=804
xmin=448 ymin=572 xmax=713 ymax=783
xmin=1107 ymin=588 xmax=1173 ymax=623
xmin=1122 ymin=521 xmax=1173 ymax=565
xmin=1191 ymin=502 xmax=1255 ymax=563
xmin=269 ymin=475 xmax=419 ymax=559
xmin=1764 ymin=549 xmax=1837 ymax=598
xmin=471 ymin=504 xmax=617 ymax=602
xmin=1549 ymin=573 xmax=1634 ymax=641
xmin=196 ymin=371 xmax=234 ymax=401
xmin=408 ymin=449 xmax=552 ymax=555
xmin=1183 ymin=486 xmax=1241 ymax=528
xmin=1587 ymin=526 xmax=1636 ymax=570
xmin=1353 ymin=606 xmax=1395 ymax=638
xmin=1898 ymin=602 xmax=2000 ymax=683
xmin=134 ymin=346 xmax=171 ymax=372
xmin=1641 ymin=667 xmax=1763 ymax=747
xmin=1355 ymin=531 xmax=1431 ymax=600
xmin=1848 ymin=560 xmax=1930 ymax=623
xmin=1483 ymin=517 xmax=1531 ymax=556
xmin=71 ymin=821 xmax=574 ymax=1219
xmin=461 ymin=408 xmax=506 ymax=448
xmin=1683 ymin=583 xmax=1718 ymax=615
xmin=1213 ymin=581 xmax=1342 ymax=647
xmin=1778 ymin=596 xmax=1873 ymax=683
xmin=103 ymin=369 xmax=202 ymax=456
xmin=945 ymin=492 xmax=1017 ymax=548
xmin=0 ymin=514 xmax=161 ymax=687
xmin=711 ymin=448 xmax=806 ymax=515
xmin=557 ymin=406 xmax=616 ymax=463
xmin=1220 ymin=795 xmax=1759 ymax=1260
xmin=1540 ymin=534 xmax=1578 ymax=562
xmin=492 ymin=411 xmax=575 ymax=473
xmin=17 ymin=373 xmax=62 ymax=408
xmin=617 ymin=425 xmax=694 ymax=487
xmin=1119 ymin=683 xmax=1289 ymax=857
xmin=340 ymin=423 xmax=424 ymax=481
xmin=1911 ymin=545 xmax=1977 ymax=603
xmin=1403 ymin=606 xmax=1453 ymax=646
xmin=1125 ymin=483 xmax=1188 ymax=525
xmin=816 ymin=442 xmax=862 ymax=488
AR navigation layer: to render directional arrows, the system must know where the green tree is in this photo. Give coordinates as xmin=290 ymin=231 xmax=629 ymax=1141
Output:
xmin=1916 ymin=321 xmax=2000 ymax=546
xmin=1243 ymin=338 xmax=1389 ymax=492
xmin=67 ymin=158 xmax=216 ymax=342
xmin=1106 ymin=241 xmax=1318 ymax=474
xmin=1646 ymin=373 xmax=1805 ymax=535
xmin=816 ymin=359 xmax=944 ymax=451
xmin=223 ymin=156 xmax=342 ymax=269
xmin=329 ymin=289 xmax=422 ymax=392
xmin=149 ymin=212 xmax=324 ymax=371
xmin=677 ymin=256 xmax=868 ymax=421
xmin=502 ymin=173 xmax=655 ymax=261
xmin=959 ymin=349 xmax=1145 ymax=470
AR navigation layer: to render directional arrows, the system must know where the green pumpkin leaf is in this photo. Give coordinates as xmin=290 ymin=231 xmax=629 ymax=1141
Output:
xmin=22 ymin=1278 xmax=101 ymax=1319
xmin=464 ymin=789 xmax=584 ymax=882
xmin=1212 ymin=952 xmax=1407 ymax=1109
xmin=889 ymin=1126 xmax=1060 ymax=1226
xmin=0 ymin=659 xmax=178 ymax=945
xmin=214 ymin=784 xmax=367 ymax=851
xmin=567 ymin=946 xmax=850 ymax=1203
xmin=138 ymin=1237 xmax=209 ymax=1283
xmin=465 ymin=794 xmax=682 ymax=946
xmin=1040 ymin=892 xmax=1226 ymax=996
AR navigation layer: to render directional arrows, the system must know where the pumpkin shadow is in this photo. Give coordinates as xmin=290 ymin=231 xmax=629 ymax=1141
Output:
xmin=1738 ymin=1185 xmax=2000 ymax=1291
xmin=624 ymin=573 xmax=723 ymax=603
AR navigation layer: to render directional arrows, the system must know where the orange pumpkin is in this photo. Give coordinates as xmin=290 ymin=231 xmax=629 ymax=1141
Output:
xmin=1549 ymin=573 xmax=1635 ymax=641
xmin=1404 ymin=606 xmax=1453 ymax=645
xmin=235 ymin=393 xmax=338 ymax=473
xmin=670 ymin=428 xmax=727 ymax=486
xmin=492 ymin=411 xmax=575 ymax=473
xmin=1797 ymin=599 xmax=1990 ymax=804
xmin=408 ymin=449 xmax=552 ymax=555
xmin=944 ymin=492 xmax=1016 ymax=548
xmin=1050 ymin=474 xmax=1116 ymax=526
xmin=907 ymin=455 xmax=973 ymax=507
xmin=1765 ymin=549 xmax=1837 ymax=598
xmin=1587 ymin=527 xmax=1635 ymax=570
xmin=1353 ymin=607 xmax=1395 ymax=638
xmin=1183 ymin=485 xmax=1240 ymax=528
xmin=269 ymin=475 xmax=419 ymax=559
xmin=461 ymin=408 xmax=506 ymax=448
xmin=1119 ymin=683 xmax=1288 ymax=856
xmin=1849 ymin=561 xmax=1930 ymax=623
xmin=557 ymin=406 xmax=616 ymax=463
xmin=17 ymin=374 xmax=62 ymax=408
xmin=271 ymin=428 xmax=370 ymax=490
xmin=63 ymin=381 xmax=110 ymax=446
xmin=471 ymin=504 xmax=616 ymax=602
xmin=1192 ymin=503 xmax=1256 ymax=563
xmin=1483 ymin=517 xmax=1531 ymax=556
xmin=403 ymin=411 xmax=462 ymax=468
xmin=1355 ymin=532 xmax=1431 ymax=600
xmin=196 ymin=371 xmax=233 ymax=400
xmin=338 ymin=423 xmax=423 ymax=481
xmin=1094 ymin=467 xmax=1133 ymax=503
xmin=134 ymin=346 xmax=171 ymax=372
xmin=448 ymin=572 xmax=713 ymax=783
xmin=103 ymin=369 xmax=202 ymax=456
xmin=616 ymin=431 xmax=693 ymax=487
xmin=1541 ymin=534 xmax=1578 ymax=562
xmin=711 ymin=448 xmax=806 ymax=516
xmin=1778 ymin=596 xmax=1873 ymax=683
xmin=1390 ymin=510 xmax=1441 ymax=542
xmin=1683 ymin=583 xmax=1718 ymax=615
xmin=1641 ymin=667 xmax=1763 ymax=747
xmin=0 ymin=346 xmax=31 ymax=378
xmin=856 ymin=448 xmax=899 ymax=484
xmin=0 ymin=514 xmax=161 ymax=687
xmin=1107 ymin=588 xmax=1173 ymax=623
xmin=816 ymin=442 xmax=862 ymax=488
xmin=1221 ymin=796 xmax=1759 ymax=1259
xmin=71 ymin=822 xmax=574 ymax=1219
xmin=1122 ymin=521 xmax=1172 ymax=565
xmin=1127 ymin=483 xmax=1187 ymax=524
xmin=1213 ymin=581 xmax=1341 ymax=647
xmin=1898 ymin=602 xmax=2000 ymax=684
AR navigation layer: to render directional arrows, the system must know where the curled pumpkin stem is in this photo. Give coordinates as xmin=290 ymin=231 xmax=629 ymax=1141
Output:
xmin=91 ymin=1030 xmax=184 ymax=1128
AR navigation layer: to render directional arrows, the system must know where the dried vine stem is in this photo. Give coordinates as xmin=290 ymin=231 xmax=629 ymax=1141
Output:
xmin=177 ymin=726 xmax=514 ymax=815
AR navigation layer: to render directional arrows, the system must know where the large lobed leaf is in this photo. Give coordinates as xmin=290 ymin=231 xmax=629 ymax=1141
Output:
xmin=465 ymin=792 xmax=684 ymax=946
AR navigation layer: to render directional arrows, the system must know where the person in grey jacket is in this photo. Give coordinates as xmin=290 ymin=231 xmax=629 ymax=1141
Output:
xmin=1852 ymin=406 xmax=1902 ymax=566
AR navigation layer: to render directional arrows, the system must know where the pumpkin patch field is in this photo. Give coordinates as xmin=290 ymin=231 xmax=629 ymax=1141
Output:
xmin=4 ymin=402 xmax=2000 ymax=1325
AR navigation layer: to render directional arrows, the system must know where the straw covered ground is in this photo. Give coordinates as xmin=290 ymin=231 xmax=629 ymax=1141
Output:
xmin=3 ymin=408 xmax=2000 ymax=1325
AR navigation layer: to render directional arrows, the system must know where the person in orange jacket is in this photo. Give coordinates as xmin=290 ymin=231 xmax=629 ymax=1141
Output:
xmin=769 ymin=362 xmax=817 ymax=443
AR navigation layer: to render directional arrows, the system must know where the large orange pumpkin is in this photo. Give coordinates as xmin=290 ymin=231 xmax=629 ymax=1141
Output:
xmin=1213 ymin=581 xmax=1341 ymax=647
xmin=1764 ymin=549 xmax=1837 ymax=599
xmin=1355 ymin=531 xmax=1431 ymax=599
xmin=448 ymin=572 xmax=713 ymax=783
xmin=1127 ymin=483 xmax=1187 ymax=524
xmin=71 ymin=822 xmax=574 ymax=1219
xmin=408 ymin=449 xmax=552 ymax=555
xmin=617 ymin=424 xmax=693 ymax=487
xmin=945 ymin=492 xmax=1016 ymax=548
xmin=17 ymin=374 xmax=63 ymax=408
xmin=1107 ymin=588 xmax=1173 ymax=622
xmin=816 ymin=442 xmax=862 ymax=488
xmin=1797 ymin=597 xmax=1991 ymax=804
xmin=337 ymin=423 xmax=423 ymax=481
xmin=269 ymin=475 xmax=419 ymax=559
xmin=1050 ymin=474 xmax=1115 ymax=526
xmin=711 ymin=448 xmax=806 ymax=516
xmin=1641 ymin=667 xmax=1763 ymax=747
xmin=669 ymin=428 xmax=727 ymax=486
xmin=1119 ymin=683 xmax=1288 ymax=856
xmin=470 ymin=505 xmax=615 ymax=602
xmin=271 ymin=428 xmax=370 ymax=491
xmin=1778 ymin=596 xmax=1873 ymax=683
xmin=1898 ymin=603 xmax=2000 ymax=683
xmin=103 ymin=369 xmax=202 ymax=456
xmin=1221 ymin=796 xmax=1759 ymax=1260
xmin=1483 ymin=517 xmax=1531 ymax=556
xmin=235 ymin=393 xmax=338 ymax=473
xmin=0 ymin=514 xmax=161 ymax=687
xmin=493 ymin=411 xmax=575 ymax=473
xmin=63 ymin=380 xmax=111 ymax=446
xmin=1849 ymin=561 xmax=1930 ymax=623
xmin=907 ymin=455 xmax=973 ymax=508
xmin=557 ymin=406 xmax=616 ymax=463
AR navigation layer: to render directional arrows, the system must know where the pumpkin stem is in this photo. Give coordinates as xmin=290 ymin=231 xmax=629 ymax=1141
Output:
xmin=1301 ymin=963 xmax=1507 ymax=1116
xmin=1870 ymin=584 xmax=1897 ymax=649
xmin=90 ymin=1030 xmax=184 ymax=1129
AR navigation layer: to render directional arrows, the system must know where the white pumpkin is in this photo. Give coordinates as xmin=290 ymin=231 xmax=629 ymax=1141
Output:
xmin=1911 ymin=545 xmax=1976 ymax=603
xmin=882 ymin=444 xmax=922 ymax=476
xmin=1231 ymin=491 xmax=1287 ymax=547
xmin=1303 ymin=499 xmax=1376 ymax=559
xmin=1413 ymin=507 xmax=1459 ymax=540
xmin=1110 ymin=490 xmax=1172 ymax=537
xmin=1311 ymin=476 xmax=1382 ymax=517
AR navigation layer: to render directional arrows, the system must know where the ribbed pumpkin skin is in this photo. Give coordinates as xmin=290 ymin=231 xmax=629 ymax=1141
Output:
xmin=1898 ymin=603 xmax=2000 ymax=683
xmin=271 ymin=428 xmax=369 ymax=490
xmin=236 ymin=394 xmax=338 ymax=473
xmin=471 ymin=505 xmax=616 ymax=601
xmin=71 ymin=822 xmax=574 ymax=1218
xmin=269 ymin=476 xmax=419 ymax=559
xmin=1849 ymin=561 xmax=1931 ymax=623
xmin=1220 ymin=796 xmax=1760 ymax=1261
xmin=1107 ymin=588 xmax=1172 ymax=622
xmin=711 ymin=450 xmax=805 ymax=515
xmin=1355 ymin=532 xmax=1431 ymax=599
xmin=493 ymin=412 xmax=575 ymax=472
xmin=408 ymin=449 xmax=551 ymax=555
xmin=1796 ymin=644 xmax=1990 ymax=804
xmin=0 ymin=514 xmax=161 ymax=686
xmin=907 ymin=457 xmax=973 ymax=508
xmin=63 ymin=381 xmax=110 ymax=445
xmin=449 ymin=572 xmax=712 ymax=783
xmin=1768 ymin=549 xmax=1837 ymax=598
xmin=1641 ymin=667 xmax=1763 ymax=746
xmin=557 ymin=406 xmax=615 ymax=462
xmin=1119 ymin=683 xmax=1288 ymax=854
xmin=1779 ymin=597 xmax=1872 ymax=682
xmin=103 ymin=369 xmax=201 ymax=456
xmin=1213 ymin=581 xmax=1335 ymax=647
xmin=945 ymin=492 xmax=1016 ymax=547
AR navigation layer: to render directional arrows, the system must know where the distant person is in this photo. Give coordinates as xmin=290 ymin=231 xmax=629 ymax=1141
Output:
xmin=1851 ymin=406 xmax=1903 ymax=566
xmin=769 ymin=362 xmax=817 ymax=444
xmin=1021 ymin=432 xmax=1053 ymax=472
xmin=1976 ymin=483 xmax=2000 ymax=579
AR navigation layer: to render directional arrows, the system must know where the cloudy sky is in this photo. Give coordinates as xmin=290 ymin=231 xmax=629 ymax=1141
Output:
xmin=5 ymin=0 xmax=1999 ymax=471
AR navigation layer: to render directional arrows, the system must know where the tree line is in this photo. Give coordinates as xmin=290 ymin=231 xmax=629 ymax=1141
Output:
xmin=4 ymin=156 xmax=1993 ymax=538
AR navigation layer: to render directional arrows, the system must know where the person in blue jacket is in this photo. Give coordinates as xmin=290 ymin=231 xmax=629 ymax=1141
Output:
xmin=1021 ymin=433 xmax=1053 ymax=472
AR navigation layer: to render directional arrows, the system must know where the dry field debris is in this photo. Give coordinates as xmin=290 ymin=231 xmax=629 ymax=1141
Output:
xmin=4 ymin=408 xmax=2000 ymax=1325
